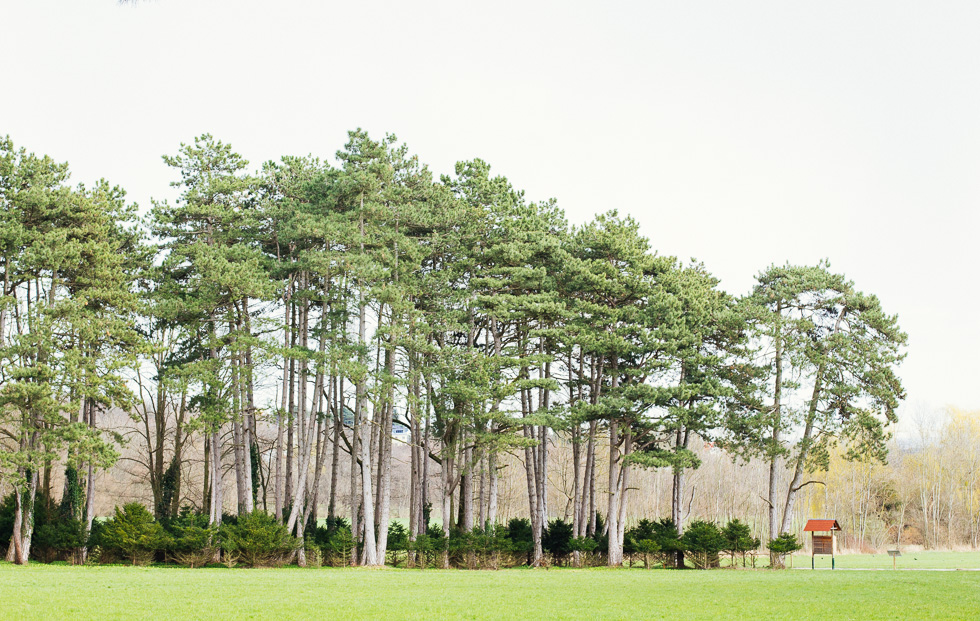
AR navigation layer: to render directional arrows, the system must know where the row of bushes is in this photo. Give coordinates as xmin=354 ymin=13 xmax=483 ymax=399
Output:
xmin=3 ymin=494 xmax=801 ymax=569
xmin=100 ymin=508 xmax=801 ymax=570
xmin=66 ymin=504 xmax=298 ymax=567
xmin=387 ymin=517 xmax=799 ymax=570
xmin=0 ymin=493 xmax=300 ymax=567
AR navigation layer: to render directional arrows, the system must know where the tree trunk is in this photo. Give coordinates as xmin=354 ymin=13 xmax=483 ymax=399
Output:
xmin=572 ymin=425 xmax=582 ymax=539
xmin=478 ymin=453 xmax=486 ymax=530
xmin=276 ymin=295 xmax=290 ymax=522
xmin=375 ymin=398 xmax=393 ymax=563
xmin=585 ymin=421 xmax=596 ymax=536
xmin=441 ymin=439 xmax=452 ymax=569
xmin=617 ymin=428 xmax=631 ymax=553
xmin=488 ymin=450 xmax=498 ymax=527
xmin=607 ymin=353 xmax=623 ymax=566
xmin=328 ymin=383 xmax=341 ymax=519
xmin=203 ymin=434 xmax=211 ymax=518
xmin=408 ymin=358 xmax=421 ymax=548
xmin=82 ymin=400 xmax=97 ymax=561
xmin=242 ymin=298 xmax=255 ymax=512
xmin=356 ymin=260 xmax=378 ymax=566
xmin=286 ymin=351 xmax=295 ymax=512
xmin=768 ymin=301 xmax=784 ymax=565
xmin=607 ymin=418 xmax=622 ymax=566
xmin=210 ymin=428 xmax=223 ymax=526
xmin=13 ymin=467 xmax=38 ymax=565
xmin=288 ymin=286 xmax=315 ymax=535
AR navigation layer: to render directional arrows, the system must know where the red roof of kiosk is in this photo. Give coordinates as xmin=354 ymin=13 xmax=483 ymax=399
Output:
xmin=803 ymin=519 xmax=841 ymax=532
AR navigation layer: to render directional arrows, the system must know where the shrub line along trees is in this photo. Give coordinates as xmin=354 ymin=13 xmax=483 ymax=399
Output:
xmin=0 ymin=132 xmax=908 ymax=567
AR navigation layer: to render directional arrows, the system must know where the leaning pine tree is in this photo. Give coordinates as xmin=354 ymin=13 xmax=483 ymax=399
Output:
xmin=728 ymin=262 xmax=907 ymax=563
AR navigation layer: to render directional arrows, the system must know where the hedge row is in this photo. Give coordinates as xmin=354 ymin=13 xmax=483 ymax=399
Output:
xmin=2 ymin=495 xmax=801 ymax=568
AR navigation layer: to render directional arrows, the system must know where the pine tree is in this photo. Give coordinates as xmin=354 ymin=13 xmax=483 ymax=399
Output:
xmin=0 ymin=137 xmax=144 ymax=563
xmin=151 ymin=134 xmax=272 ymax=526
xmin=729 ymin=262 xmax=907 ymax=556
xmin=563 ymin=211 xmax=672 ymax=566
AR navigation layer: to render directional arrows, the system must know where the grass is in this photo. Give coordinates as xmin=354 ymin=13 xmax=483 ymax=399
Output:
xmin=711 ymin=550 xmax=980 ymax=570
xmin=1 ymin=560 xmax=979 ymax=620
xmin=802 ymin=550 xmax=980 ymax=570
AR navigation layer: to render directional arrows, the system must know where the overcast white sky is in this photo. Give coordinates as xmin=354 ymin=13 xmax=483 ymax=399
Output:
xmin=3 ymin=1 xmax=978 ymax=430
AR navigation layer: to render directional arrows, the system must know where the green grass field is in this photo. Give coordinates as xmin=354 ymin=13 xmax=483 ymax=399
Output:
xmin=801 ymin=550 xmax=980 ymax=570
xmin=708 ymin=550 xmax=980 ymax=570
xmin=1 ymin=558 xmax=979 ymax=620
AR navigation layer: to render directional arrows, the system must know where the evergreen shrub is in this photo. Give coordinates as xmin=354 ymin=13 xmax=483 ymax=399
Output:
xmin=721 ymin=518 xmax=760 ymax=567
xmin=220 ymin=511 xmax=298 ymax=568
xmin=681 ymin=520 xmax=725 ymax=569
xmin=100 ymin=503 xmax=171 ymax=565
xmin=167 ymin=508 xmax=217 ymax=568
xmin=767 ymin=533 xmax=803 ymax=569
xmin=506 ymin=518 xmax=533 ymax=565
xmin=543 ymin=518 xmax=573 ymax=566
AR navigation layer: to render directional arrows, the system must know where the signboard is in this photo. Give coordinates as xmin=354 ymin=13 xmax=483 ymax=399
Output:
xmin=812 ymin=535 xmax=833 ymax=555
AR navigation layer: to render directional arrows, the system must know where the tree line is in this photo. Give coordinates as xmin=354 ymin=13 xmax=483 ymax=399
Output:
xmin=0 ymin=131 xmax=906 ymax=566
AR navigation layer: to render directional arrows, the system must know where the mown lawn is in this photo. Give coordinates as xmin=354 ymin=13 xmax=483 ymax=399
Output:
xmin=1 ymin=562 xmax=979 ymax=620
xmin=802 ymin=550 xmax=980 ymax=570
xmin=709 ymin=550 xmax=980 ymax=570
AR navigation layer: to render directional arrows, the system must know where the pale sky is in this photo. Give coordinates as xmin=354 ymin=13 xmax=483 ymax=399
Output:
xmin=3 ymin=1 xmax=978 ymax=428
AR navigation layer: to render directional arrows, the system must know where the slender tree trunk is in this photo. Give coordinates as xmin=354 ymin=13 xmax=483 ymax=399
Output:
xmin=83 ymin=400 xmax=97 ymax=559
xmin=305 ymin=364 xmax=331 ymax=525
xmin=0 ymin=256 xmax=7 ymax=350
xmin=328 ymin=381 xmax=341 ymax=519
xmin=768 ymin=300 xmax=784 ymax=566
xmin=349 ymin=384 xmax=360 ymax=566
xmin=585 ymin=421 xmax=597 ymax=536
xmin=358 ymin=414 xmax=376 ymax=567
xmin=375 ymin=396 xmax=393 ymax=563
xmin=151 ymin=377 xmax=166 ymax=519
xmin=617 ymin=427 xmax=631 ymax=551
xmin=375 ymin=229 xmax=399 ymax=565
xmin=534 ymin=352 xmax=551 ymax=564
xmin=242 ymin=298 xmax=255 ymax=512
xmin=607 ymin=355 xmax=623 ymax=566
xmin=521 ymin=385 xmax=539 ymax=563
xmin=671 ymin=466 xmax=686 ymax=569
xmin=462 ymin=445 xmax=474 ymax=532
xmin=441 ymin=439 xmax=452 ymax=569
xmin=356 ymin=211 xmax=378 ymax=566
xmin=210 ymin=428 xmax=223 ymax=526
xmin=421 ymin=392 xmax=431 ymax=536
xmin=286 ymin=346 xmax=295 ymax=511
xmin=232 ymin=370 xmax=248 ymax=515
xmin=478 ymin=453 xmax=486 ymax=530
xmin=276 ymin=294 xmax=290 ymax=522
xmin=408 ymin=357 xmax=421 ymax=547
xmin=288 ymin=286 xmax=317 ymax=567
xmin=170 ymin=390 xmax=188 ymax=518
xmin=488 ymin=450 xmax=498 ymax=527
xmin=572 ymin=425 xmax=582 ymax=534
xmin=203 ymin=434 xmax=211 ymax=519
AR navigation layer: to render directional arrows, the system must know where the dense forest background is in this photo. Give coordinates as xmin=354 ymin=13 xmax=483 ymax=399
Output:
xmin=0 ymin=131 xmax=975 ymax=567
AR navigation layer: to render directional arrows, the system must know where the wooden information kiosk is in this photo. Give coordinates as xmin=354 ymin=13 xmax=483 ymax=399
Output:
xmin=803 ymin=519 xmax=841 ymax=570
